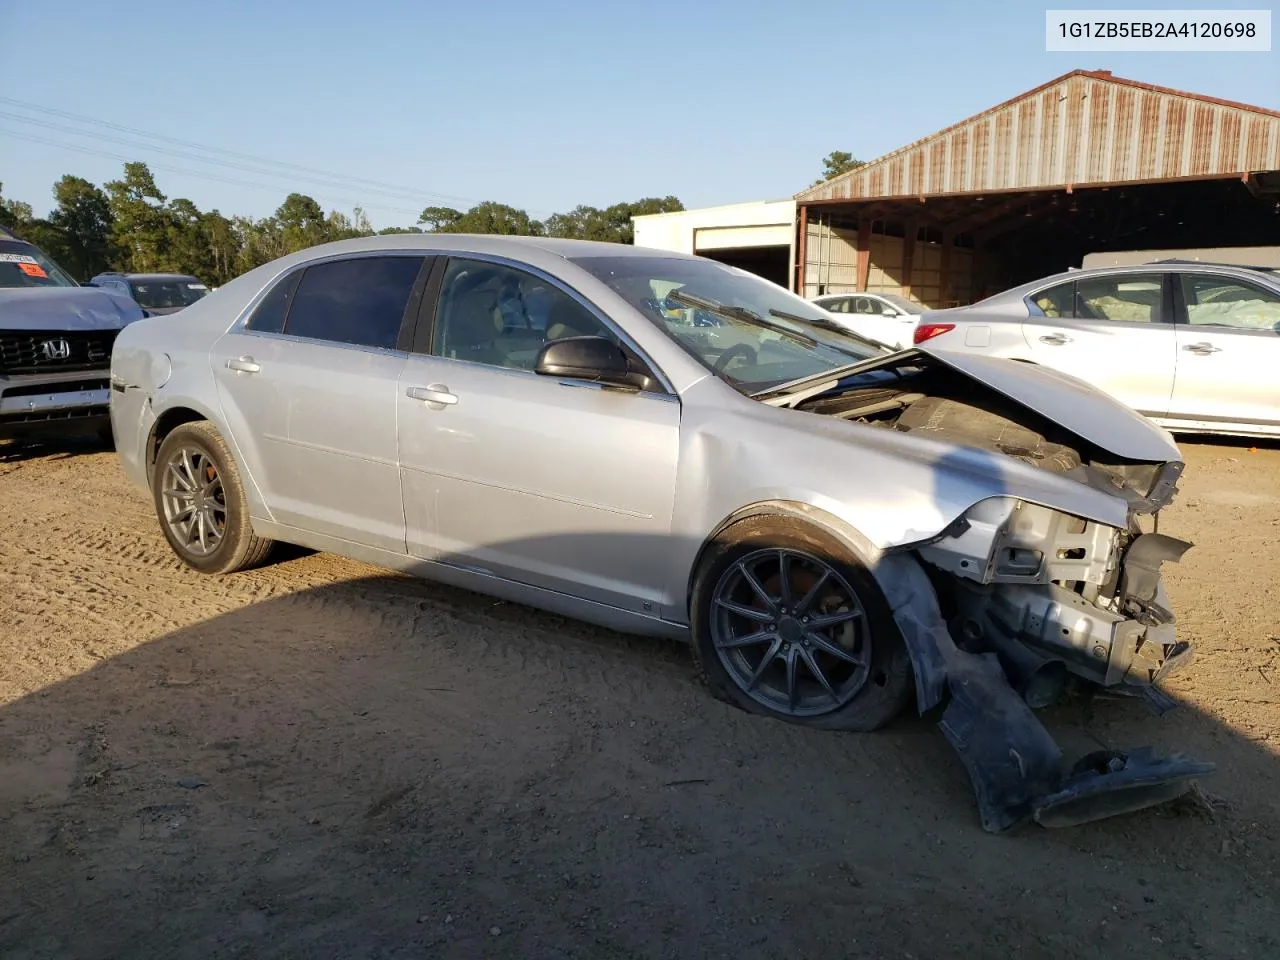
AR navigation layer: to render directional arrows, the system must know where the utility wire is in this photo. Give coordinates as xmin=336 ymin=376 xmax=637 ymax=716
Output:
xmin=0 ymin=127 xmax=426 ymax=220
xmin=0 ymin=97 xmax=555 ymax=217
xmin=0 ymin=97 xmax=478 ymax=205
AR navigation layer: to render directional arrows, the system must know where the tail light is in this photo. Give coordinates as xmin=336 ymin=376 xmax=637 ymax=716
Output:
xmin=913 ymin=322 xmax=955 ymax=344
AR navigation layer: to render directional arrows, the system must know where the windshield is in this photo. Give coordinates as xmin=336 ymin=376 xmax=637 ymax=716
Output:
xmin=570 ymin=256 xmax=882 ymax=392
xmin=129 ymin=278 xmax=209 ymax=310
xmin=879 ymin=293 xmax=925 ymax=314
xmin=0 ymin=241 xmax=79 ymax=289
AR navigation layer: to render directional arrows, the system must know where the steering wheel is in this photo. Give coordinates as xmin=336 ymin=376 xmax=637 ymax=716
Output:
xmin=712 ymin=343 xmax=758 ymax=373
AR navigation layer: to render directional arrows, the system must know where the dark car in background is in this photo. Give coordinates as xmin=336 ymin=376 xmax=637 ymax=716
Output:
xmin=0 ymin=227 xmax=145 ymax=443
xmin=89 ymin=271 xmax=210 ymax=316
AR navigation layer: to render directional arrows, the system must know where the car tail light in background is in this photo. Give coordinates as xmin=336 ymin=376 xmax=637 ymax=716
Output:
xmin=913 ymin=323 xmax=955 ymax=344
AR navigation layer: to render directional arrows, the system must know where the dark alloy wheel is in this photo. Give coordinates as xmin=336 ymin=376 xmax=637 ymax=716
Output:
xmin=691 ymin=517 xmax=914 ymax=731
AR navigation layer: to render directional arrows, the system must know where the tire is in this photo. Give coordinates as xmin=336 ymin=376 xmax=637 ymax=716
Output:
xmin=690 ymin=516 xmax=914 ymax=731
xmin=152 ymin=420 xmax=274 ymax=574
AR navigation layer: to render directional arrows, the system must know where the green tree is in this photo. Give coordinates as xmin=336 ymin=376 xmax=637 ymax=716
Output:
xmin=0 ymin=182 xmax=35 ymax=233
xmin=166 ymin=198 xmax=209 ymax=277
xmin=814 ymin=150 xmax=866 ymax=185
xmin=201 ymin=210 xmax=239 ymax=286
xmin=233 ymin=215 xmax=285 ymax=274
xmin=417 ymin=206 xmax=462 ymax=231
xmin=276 ymin=193 xmax=331 ymax=253
xmin=0 ymin=182 xmax=71 ymax=266
xmin=47 ymin=175 xmax=115 ymax=279
xmin=105 ymin=162 xmax=173 ymax=271
xmin=418 ymin=201 xmax=542 ymax=236
xmin=544 ymin=196 xmax=683 ymax=244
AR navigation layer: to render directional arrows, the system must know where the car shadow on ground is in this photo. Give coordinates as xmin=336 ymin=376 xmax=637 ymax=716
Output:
xmin=1 ymin=542 xmax=1277 ymax=959
xmin=0 ymin=434 xmax=113 ymax=465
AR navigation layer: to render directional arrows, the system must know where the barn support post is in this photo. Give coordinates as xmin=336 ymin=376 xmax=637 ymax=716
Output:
xmin=795 ymin=204 xmax=808 ymax=295
xmin=855 ymin=219 xmax=871 ymax=291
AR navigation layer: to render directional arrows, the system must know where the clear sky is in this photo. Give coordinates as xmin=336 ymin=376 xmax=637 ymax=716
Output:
xmin=1 ymin=0 xmax=1277 ymax=230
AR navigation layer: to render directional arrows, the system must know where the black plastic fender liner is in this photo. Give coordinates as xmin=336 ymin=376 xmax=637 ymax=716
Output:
xmin=871 ymin=553 xmax=1216 ymax=833
xmin=872 ymin=554 xmax=954 ymax=714
xmin=937 ymin=651 xmax=1067 ymax=832
xmin=1033 ymin=749 xmax=1216 ymax=828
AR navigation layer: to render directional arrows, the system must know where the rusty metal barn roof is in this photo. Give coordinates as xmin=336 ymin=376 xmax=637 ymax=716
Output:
xmin=797 ymin=70 xmax=1280 ymax=204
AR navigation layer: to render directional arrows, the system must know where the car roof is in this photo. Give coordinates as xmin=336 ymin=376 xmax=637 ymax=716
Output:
xmin=266 ymin=234 xmax=706 ymax=263
xmin=94 ymin=272 xmax=201 ymax=282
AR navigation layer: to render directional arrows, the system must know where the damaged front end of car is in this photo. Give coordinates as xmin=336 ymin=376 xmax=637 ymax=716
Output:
xmin=756 ymin=346 xmax=1215 ymax=831
xmin=867 ymin=466 xmax=1212 ymax=833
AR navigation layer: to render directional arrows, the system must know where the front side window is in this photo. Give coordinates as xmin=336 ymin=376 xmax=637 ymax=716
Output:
xmin=571 ymin=255 xmax=879 ymax=393
xmin=283 ymin=256 xmax=424 ymax=349
xmin=852 ymin=296 xmax=884 ymax=315
xmin=0 ymin=240 xmax=78 ymax=288
xmin=1181 ymin=274 xmax=1280 ymax=332
xmin=431 ymin=258 xmax=615 ymax=371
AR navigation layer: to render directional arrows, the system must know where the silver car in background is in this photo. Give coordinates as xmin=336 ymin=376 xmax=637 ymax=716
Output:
xmin=913 ymin=261 xmax=1280 ymax=438
xmin=109 ymin=235 xmax=1213 ymax=832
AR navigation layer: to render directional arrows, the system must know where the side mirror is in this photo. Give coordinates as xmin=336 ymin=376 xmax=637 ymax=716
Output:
xmin=534 ymin=336 xmax=647 ymax=390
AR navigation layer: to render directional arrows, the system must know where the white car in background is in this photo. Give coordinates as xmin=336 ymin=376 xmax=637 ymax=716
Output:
xmin=811 ymin=292 xmax=925 ymax=350
xmin=912 ymin=261 xmax=1280 ymax=439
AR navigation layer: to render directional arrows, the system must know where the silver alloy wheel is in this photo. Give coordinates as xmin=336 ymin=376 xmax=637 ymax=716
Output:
xmin=710 ymin=547 xmax=871 ymax=717
xmin=159 ymin=445 xmax=227 ymax=557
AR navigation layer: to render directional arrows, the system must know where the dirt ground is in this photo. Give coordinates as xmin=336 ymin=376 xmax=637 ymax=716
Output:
xmin=1 ymin=435 xmax=1277 ymax=960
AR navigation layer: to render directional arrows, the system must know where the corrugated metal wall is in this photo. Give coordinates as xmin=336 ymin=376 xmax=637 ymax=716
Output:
xmin=799 ymin=71 xmax=1280 ymax=203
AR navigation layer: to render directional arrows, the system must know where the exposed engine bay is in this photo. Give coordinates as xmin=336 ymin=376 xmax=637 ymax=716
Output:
xmin=774 ymin=353 xmax=1213 ymax=832
xmin=789 ymin=359 xmax=1176 ymax=510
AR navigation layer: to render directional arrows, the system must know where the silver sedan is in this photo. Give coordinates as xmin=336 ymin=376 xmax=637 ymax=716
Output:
xmin=109 ymin=235 xmax=1213 ymax=832
xmin=914 ymin=261 xmax=1280 ymax=438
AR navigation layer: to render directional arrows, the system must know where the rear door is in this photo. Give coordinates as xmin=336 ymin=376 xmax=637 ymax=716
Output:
xmin=1020 ymin=271 xmax=1177 ymax=417
xmin=211 ymin=254 xmax=431 ymax=551
xmin=1168 ymin=271 xmax=1280 ymax=431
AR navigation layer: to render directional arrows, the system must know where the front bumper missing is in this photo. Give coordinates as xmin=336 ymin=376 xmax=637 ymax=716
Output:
xmin=872 ymin=553 xmax=1214 ymax=834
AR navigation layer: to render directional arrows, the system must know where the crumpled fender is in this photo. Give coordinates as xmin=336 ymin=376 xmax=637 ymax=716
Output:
xmin=869 ymin=553 xmax=1215 ymax=832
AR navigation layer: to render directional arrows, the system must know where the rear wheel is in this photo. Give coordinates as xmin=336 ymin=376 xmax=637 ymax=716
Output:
xmin=690 ymin=517 xmax=914 ymax=731
xmin=152 ymin=420 xmax=274 ymax=574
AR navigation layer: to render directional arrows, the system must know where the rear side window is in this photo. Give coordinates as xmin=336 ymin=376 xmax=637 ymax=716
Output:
xmin=245 ymin=270 xmax=302 ymax=334
xmin=284 ymin=256 xmax=425 ymax=349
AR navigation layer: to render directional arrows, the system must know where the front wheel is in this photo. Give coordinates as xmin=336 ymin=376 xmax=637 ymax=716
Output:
xmin=152 ymin=420 xmax=274 ymax=574
xmin=690 ymin=517 xmax=914 ymax=731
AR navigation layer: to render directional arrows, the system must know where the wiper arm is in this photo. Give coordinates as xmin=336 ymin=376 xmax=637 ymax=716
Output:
xmin=665 ymin=290 xmax=816 ymax=347
xmin=768 ymin=308 xmax=891 ymax=352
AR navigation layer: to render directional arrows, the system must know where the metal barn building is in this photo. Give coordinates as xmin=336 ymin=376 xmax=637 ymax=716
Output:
xmin=636 ymin=69 xmax=1280 ymax=307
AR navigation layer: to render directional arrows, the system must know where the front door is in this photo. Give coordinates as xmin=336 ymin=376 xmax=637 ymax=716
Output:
xmin=212 ymin=254 xmax=429 ymax=551
xmin=1021 ymin=271 xmax=1177 ymax=417
xmin=396 ymin=256 xmax=681 ymax=614
xmin=1169 ymin=272 xmax=1280 ymax=431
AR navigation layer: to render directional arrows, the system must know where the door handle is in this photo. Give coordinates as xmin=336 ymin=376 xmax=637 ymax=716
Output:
xmin=406 ymin=384 xmax=458 ymax=405
xmin=1183 ymin=342 xmax=1222 ymax=355
xmin=1039 ymin=333 xmax=1072 ymax=346
xmin=225 ymin=356 xmax=260 ymax=373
